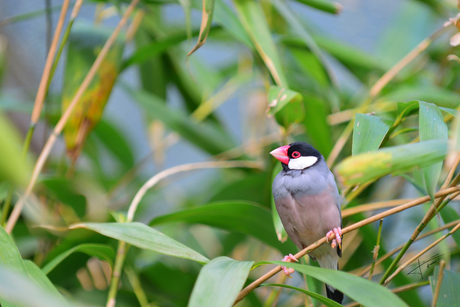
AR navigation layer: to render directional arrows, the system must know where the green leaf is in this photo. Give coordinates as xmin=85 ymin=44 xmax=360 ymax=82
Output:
xmin=150 ymin=201 xmax=297 ymax=255
xmin=41 ymin=243 xmax=115 ymax=275
xmin=0 ymin=113 xmax=32 ymax=187
xmin=23 ymin=260 xmax=65 ymax=301
xmin=262 ymin=283 xmax=342 ymax=307
xmin=0 ymin=227 xmax=67 ymax=307
xmin=62 ymin=22 xmax=124 ymax=159
xmin=271 ymin=0 xmax=335 ymax=86
xmin=0 ymin=226 xmax=27 ymax=275
xmin=267 ymin=262 xmax=408 ymax=307
xmin=125 ymin=85 xmax=234 ymax=155
xmin=430 ymin=267 xmax=460 ymax=307
xmin=212 ymin=0 xmax=252 ymax=47
xmin=303 ymin=95 xmax=333 ymax=156
xmin=39 ymin=176 xmax=86 ymax=216
xmin=92 ymin=119 xmax=135 ymax=170
xmin=267 ymin=86 xmax=305 ymax=128
xmin=271 ymin=163 xmax=288 ymax=242
xmin=379 ymin=86 xmax=460 ymax=109
xmin=292 ymin=0 xmax=342 ymax=14
xmin=69 ymin=222 xmax=209 ymax=264
xmin=0 ymin=265 xmax=72 ymax=307
xmin=419 ymin=101 xmax=448 ymax=200
xmin=352 ymin=113 xmax=392 ymax=155
xmin=335 ymin=139 xmax=448 ymax=186
xmin=123 ymin=26 xmax=207 ymax=70
xmin=188 ymin=0 xmax=215 ymax=55
xmin=188 ymin=257 xmax=253 ymax=307
xmin=234 ymin=0 xmax=288 ymax=87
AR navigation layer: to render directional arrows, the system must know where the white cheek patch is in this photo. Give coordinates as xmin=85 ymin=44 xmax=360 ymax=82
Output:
xmin=288 ymin=156 xmax=318 ymax=170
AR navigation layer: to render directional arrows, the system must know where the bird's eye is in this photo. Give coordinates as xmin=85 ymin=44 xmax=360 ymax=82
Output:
xmin=291 ymin=151 xmax=301 ymax=158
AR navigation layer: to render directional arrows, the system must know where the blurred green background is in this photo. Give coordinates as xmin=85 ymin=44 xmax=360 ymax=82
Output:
xmin=1 ymin=0 xmax=460 ymax=306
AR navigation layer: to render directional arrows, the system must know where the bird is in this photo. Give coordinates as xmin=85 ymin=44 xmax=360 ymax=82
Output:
xmin=270 ymin=141 xmax=343 ymax=304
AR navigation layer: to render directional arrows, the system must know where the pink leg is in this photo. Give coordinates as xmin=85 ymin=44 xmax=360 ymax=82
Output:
xmin=326 ymin=227 xmax=343 ymax=249
xmin=280 ymin=253 xmax=298 ymax=277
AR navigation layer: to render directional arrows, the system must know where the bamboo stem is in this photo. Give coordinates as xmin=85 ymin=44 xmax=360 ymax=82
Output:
xmin=368 ymin=219 xmax=383 ymax=281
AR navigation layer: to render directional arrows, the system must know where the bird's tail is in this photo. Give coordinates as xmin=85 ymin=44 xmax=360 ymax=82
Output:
xmin=317 ymin=252 xmax=343 ymax=304
xmin=326 ymin=284 xmax=343 ymax=304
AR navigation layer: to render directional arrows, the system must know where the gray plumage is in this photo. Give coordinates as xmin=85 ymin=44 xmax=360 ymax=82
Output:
xmin=272 ymin=146 xmax=343 ymax=302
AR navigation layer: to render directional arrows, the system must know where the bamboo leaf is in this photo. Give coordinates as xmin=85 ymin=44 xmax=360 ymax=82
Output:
xmin=352 ymin=113 xmax=392 ymax=155
xmin=271 ymin=163 xmax=288 ymax=242
xmin=41 ymin=243 xmax=115 ymax=275
xmin=188 ymin=257 xmax=253 ymax=307
xmin=0 ymin=266 xmax=72 ymax=307
xmin=262 ymin=283 xmax=342 ymax=307
xmin=429 ymin=267 xmax=460 ymax=307
xmin=267 ymin=86 xmax=305 ymax=128
xmin=335 ymin=139 xmax=448 ymax=186
xmin=23 ymin=261 xmax=65 ymax=301
xmin=69 ymin=222 xmax=209 ymax=264
xmin=0 ymin=114 xmax=32 ymax=187
xmin=234 ymin=0 xmax=288 ymax=87
xmin=188 ymin=0 xmax=215 ymax=55
xmin=292 ymin=0 xmax=342 ymax=14
xmin=419 ymin=101 xmax=448 ymax=200
xmin=0 ymin=226 xmax=27 ymax=275
xmin=150 ymin=201 xmax=297 ymax=255
xmin=62 ymin=22 xmax=124 ymax=162
xmin=267 ymin=262 xmax=408 ymax=307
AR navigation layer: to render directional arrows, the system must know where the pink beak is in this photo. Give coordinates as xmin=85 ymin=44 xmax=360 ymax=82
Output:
xmin=270 ymin=145 xmax=290 ymax=165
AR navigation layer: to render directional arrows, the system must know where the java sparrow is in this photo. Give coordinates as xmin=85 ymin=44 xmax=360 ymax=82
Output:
xmin=270 ymin=142 xmax=343 ymax=304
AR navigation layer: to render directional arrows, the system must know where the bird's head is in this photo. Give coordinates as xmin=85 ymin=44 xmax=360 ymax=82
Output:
xmin=270 ymin=142 xmax=321 ymax=170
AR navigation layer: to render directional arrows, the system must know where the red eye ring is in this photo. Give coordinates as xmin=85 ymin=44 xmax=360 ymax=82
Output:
xmin=291 ymin=151 xmax=301 ymax=158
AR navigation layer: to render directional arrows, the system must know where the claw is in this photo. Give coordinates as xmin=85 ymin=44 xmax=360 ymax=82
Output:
xmin=281 ymin=253 xmax=298 ymax=277
xmin=326 ymin=227 xmax=342 ymax=250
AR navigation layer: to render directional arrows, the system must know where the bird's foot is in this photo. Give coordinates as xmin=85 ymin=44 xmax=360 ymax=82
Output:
xmin=326 ymin=227 xmax=342 ymax=249
xmin=281 ymin=253 xmax=298 ymax=277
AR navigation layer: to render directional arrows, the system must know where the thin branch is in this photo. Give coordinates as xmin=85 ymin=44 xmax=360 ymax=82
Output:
xmin=126 ymin=160 xmax=263 ymax=222
xmin=369 ymin=25 xmax=452 ymax=98
xmin=431 ymin=260 xmax=446 ymax=307
xmin=234 ymin=185 xmax=460 ymax=304
xmin=342 ymin=199 xmax=411 ymax=218
xmin=47 ymin=0 xmax=84 ymax=89
xmin=383 ymin=222 xmax=460 ymax=286
xmin=5 ymin=0 xmax=140 ymax=234
xmin=368 ymin=219 xmax=383 ymax=281
xmin=358 ymin=218 xmax=460 ymax=277
xmin=31 ymin=0 xmax=70 ymax=124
